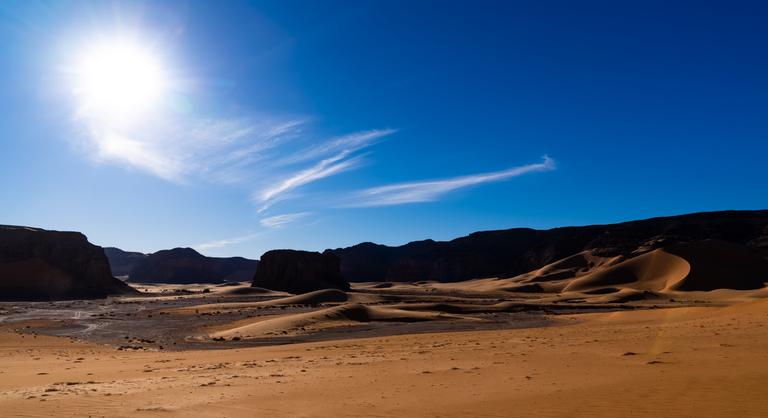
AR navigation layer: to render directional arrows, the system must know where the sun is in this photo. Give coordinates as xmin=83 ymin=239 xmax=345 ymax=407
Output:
xmin=72 ymin=39 xmax=168 ymax=123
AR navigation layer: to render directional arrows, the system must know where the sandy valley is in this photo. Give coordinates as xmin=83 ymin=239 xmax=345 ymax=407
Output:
xmin=4 ymin=212 xmax=768 ymax=417
xmin=2 ymin=1 xmax=766 ymax=416
xmin=2 ymin=280 xmax=768 ymax=417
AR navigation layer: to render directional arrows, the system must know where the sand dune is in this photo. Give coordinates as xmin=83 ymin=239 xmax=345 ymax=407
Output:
xmin=353 ymin=281 xmax=422 ymax=291
xmin=264 ymin=288 xmax=350 ymax=305
xmin=420 ymin=252 xmax=624 ymax=294
xmin=583 ymin=288 xmax=662 ymax=304
xmin=202 ymin=296 xmax=636 ymax=342
xmin=428 ymin=240 xmax=768 ymax=296
xmin=220 ymin=286 xmax=287 ymax=295
xmin=435 ymin=246 xmax=767 ymax=319
xmin=565 ymin=240 xmax=768 ymax=292
xmin=564 ymin=248 xmax=688 ymax=292
xmin=167 ymin=289 xmax=384 ymax=315
xmin=513 ymin=251 xmax=623 ymax=284
xmin=207 ymin=303 xmax=465 ymax=340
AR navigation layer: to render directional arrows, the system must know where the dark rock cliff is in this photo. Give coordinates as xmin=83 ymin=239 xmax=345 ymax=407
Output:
xmin=0 ymin=225 xmax=134 ymax=300
xmin=251 ymin=250 xmax=348 ymax=293
xmin=330 ymin=210 xmax=768 ymax=282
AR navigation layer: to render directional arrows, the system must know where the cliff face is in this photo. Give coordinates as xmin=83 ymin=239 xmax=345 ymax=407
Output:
xmin=252 ymin=250 xmax=349 ymax=294
xmin=331 ymin=210 xmax=768 ymax=282
xmin=127 ymin=248 xmax=258 ymax=284
xmin=0 ymin=225 xmax=134 ymax=300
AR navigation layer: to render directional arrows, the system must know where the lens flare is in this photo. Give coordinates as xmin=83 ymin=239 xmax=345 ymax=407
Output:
xmin=72 ymin=39 xmax=168 ymax=124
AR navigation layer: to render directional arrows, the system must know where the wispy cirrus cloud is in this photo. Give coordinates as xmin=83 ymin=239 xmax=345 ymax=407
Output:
xmin=259 ymin=212 xmax=310 ymax=228
xmin=76 ymin=112 xmax=307 ymax=184
xmin=251 ymin=128 xmax=398 ymax=211
xmin=200 ymin=118 xmax=309 ymax=180
xmin=194 ymin=232 xmax=262 ymax=251
xmin=276 ymin=128 xmax=397 ymax=166
xmin=255 ymin=151 xmax=364 ymax=211
xmin=347 ymin=156 xmax=556 ymax=207
xmin=90 ymin=129 xmax=186 ymax=182
xmin=75 ymin=103 xmax=395 ymax=211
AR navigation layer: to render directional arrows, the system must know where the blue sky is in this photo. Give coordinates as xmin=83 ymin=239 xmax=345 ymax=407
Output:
xmin=0 ymin=0 xmax=766 ymax=258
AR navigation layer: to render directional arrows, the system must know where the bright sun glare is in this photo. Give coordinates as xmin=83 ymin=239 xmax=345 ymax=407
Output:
xmin=73 ymin=40 xmax=168 ymax=123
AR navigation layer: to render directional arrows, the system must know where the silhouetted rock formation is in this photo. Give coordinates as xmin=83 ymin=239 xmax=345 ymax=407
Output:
xmin=128 ymin=247 xmax=258 ymax=284
xmin=252 ymin=250 xmax=349 ymax=294
xmin=331 ymin=210 xmax=768 ymax=282
xmin=662 ymin=240 xmax=768 ymax=291
xmin=103 ymin=247 xmax=148 ymax=277
xmin=0 ymin=225 xmax=134 ymax=300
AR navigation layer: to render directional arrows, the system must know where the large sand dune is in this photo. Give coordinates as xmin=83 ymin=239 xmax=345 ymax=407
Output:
xmin=565 ymin=240 xmax=768 ymax=292
xmin=423 ymin=240 xmax=768 ymax=297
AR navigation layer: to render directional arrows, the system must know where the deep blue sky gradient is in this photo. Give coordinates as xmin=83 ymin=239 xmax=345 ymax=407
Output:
xmin=0 ymin=0 xmax=766 ymax=257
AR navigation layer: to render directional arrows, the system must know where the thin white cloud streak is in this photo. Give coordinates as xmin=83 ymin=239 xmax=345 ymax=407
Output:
xmin=348 ymin=156 xmax=556 ymax=207
xmin=276 ymin=128 xmax=397 ymax=166
xmin=259 ymin=212 xmax=310 ymax=228
xmin=194 ymin=233 xmax=262 ymax=251
xmin=253 ymin=129 xmax=397 ymax=212
xmin=251 ymin=129 xmax=395 ymax=211
xmin=256 ymin=150 xmax=364 ymax=209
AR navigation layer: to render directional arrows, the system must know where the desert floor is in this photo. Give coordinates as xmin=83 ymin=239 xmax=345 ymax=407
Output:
xmin=2 ymin=285 xmax=768 ymax=417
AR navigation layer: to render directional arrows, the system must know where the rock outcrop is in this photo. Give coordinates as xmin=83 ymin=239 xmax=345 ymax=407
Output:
xmin=331 ymin=210 xmax=768 ymax=282
xmin=127 ymin=247 xmax=258 ymax=284
xmin=0 ymin=225 xmax=134 ymax=300
xmin=252 ymin=250 xmax=348 ymax=294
